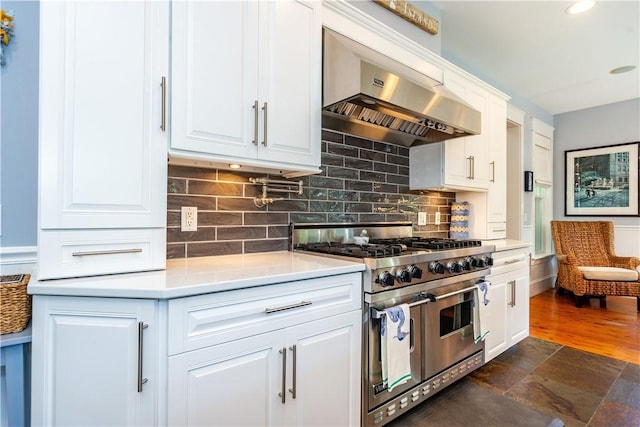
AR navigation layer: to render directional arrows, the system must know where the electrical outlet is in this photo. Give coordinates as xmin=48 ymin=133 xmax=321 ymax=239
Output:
xmin=435 ymin=211 xmax=441 ymax=225
xmin=181 ymin=207 xmax=198 ymax=232
xmin=418 ymin=212 xmax=427 ymax=226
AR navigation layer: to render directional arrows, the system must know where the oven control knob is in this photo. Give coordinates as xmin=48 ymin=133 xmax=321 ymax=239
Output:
xmin=409 ymin=265 xmax=423 ymax=279
xmin=460 ymin=258 xmax=472 ymax=271
xmin=447 ymin=261 xmax=462 ymax=273
xmin=378 ymin=271 xmax=396 ymax=287
xmin=397 ymin=269 xmax=412 ymax=283
xmin=429 ymin=261 xmax=445 ymax=274
xmin=476 ymin=258 xmax=486 ymax=268
xmin=485 ymin=256 xmax=494 ymax=266
xmin=469 ymin=256 xmax=479 ymax=268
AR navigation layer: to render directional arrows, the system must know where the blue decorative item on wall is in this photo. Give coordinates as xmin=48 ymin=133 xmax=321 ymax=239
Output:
xmin=450 ymin=201 xmax=469 ymax=239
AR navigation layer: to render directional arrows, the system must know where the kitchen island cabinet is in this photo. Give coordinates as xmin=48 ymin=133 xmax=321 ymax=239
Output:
xmin=169 ymin=0 xmax=322 ymax=178
xmin=483 ymin=243 xmax=531 ymax=362
xmin=29 ymin=252 xmax=364 ymax=426
xmin=38 ymin=1 xmax=168 ymax=279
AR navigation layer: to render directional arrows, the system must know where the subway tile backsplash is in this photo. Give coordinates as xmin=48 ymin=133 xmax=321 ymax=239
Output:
xmin=167 ymin=130 xmax=455 ymax=259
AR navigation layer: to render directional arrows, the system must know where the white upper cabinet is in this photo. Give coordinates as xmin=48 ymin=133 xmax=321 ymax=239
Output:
xmin=170 ymin=0 xmax=322 ymax=178
xmin=486 ymin=95 xmax=507 ymax=224
xmin=532 ymin=118 xmax=554 ymax=185
xmin=38 ymin=1 xmax=168 ymax=279
xmin=410 ymin=71 xmax=491 ymax=192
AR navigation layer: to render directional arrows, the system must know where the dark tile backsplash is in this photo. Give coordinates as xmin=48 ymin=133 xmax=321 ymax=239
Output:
xmin=167 ymin=130 xmax=455 ymax=259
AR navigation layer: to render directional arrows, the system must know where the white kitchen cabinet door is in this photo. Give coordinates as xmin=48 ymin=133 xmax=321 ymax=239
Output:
xmin=39 ymin=1 xmax=168 ymax=229
xmin=170 ymin=0 xmax=321 ymax=176
xmin=255 ymin=0 xmax=321 ymax=168
xmin=483 ymin=275 xmax=508 ymax=362
xmin=410 ymin=72 xmax=489 ymax=191
xmin=442 ymin=74 xmax=489 ymax=190
xmin=484 ymin=247 xmax=531 ymax=362
xmin=38 ymin=1 xmax=168 ymax=279
xmin=167 ymin=311 xmax=361 ymax=427
xmin=285 ymin=311 xmax=361 ymax=427
xmin=508 ymin=272 xmax=530 ymax=345
xmin=170 ymin=1 xmax=259 ymax=159
xmin=167 ymin=331 xmax=286 ymax=427
xmin=487 ymin=95 xmax=507 ymax=224
xmin=31 ymin=296 xmax=158 ymax=427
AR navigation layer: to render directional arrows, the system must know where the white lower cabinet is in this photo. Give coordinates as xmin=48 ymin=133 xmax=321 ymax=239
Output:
xmin=167 ymin=272 xmax=362 ymax=426
xmin=484 ymin=246 xmax=530 ymax=362
xmin=31 ymin=296 xmax=158 ymax=426
xmin=31 ymin=272 xmax=361 ymax=426
xmin=167 ymin=311 xmax=360 ymax=426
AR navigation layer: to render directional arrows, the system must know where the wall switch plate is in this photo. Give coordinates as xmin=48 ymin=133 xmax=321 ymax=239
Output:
xmin=435 ymin=211 xmax=441 ymax=225
xmin=181 ymin=207 xmax=198 ymax=231
xmin=418 ymin=212 xmax=427 ymax=226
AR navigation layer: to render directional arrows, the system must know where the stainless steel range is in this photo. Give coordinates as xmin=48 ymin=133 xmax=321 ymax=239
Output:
xmin=291 ymin=222 xmax=495 ymax=426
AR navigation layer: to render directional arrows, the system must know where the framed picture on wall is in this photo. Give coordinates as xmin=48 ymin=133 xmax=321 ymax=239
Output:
xmin=565 ymin=141 xmax=639 ymax=216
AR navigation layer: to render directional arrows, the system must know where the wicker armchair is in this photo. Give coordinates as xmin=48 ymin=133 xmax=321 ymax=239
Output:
xmin=550 ymin=221 xmax=640 ymax=311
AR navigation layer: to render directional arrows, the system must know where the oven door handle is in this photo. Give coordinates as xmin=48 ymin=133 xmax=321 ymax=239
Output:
xmin=433 ymin=283 xmax=484 ymax=301
xmin=371 ymin=294 xmax=435 ymax=319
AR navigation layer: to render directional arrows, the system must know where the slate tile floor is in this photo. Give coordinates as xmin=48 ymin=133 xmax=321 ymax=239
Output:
xmin=387 ymin=337 xmax=640 ymax=426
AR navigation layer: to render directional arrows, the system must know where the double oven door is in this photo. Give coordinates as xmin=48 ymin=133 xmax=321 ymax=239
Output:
xmin=364 ymin=278 xmax=485 ymax=415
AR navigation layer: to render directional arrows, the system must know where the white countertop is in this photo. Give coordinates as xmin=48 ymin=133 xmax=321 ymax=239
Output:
xmin=28 ymin=252 xmax=365 ymax=299
xmin=483 ymin=239 xmax=532 ymax=252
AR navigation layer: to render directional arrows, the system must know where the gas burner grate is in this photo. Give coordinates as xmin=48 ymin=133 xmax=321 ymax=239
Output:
xmin=369 ymin=237 xmax=482 ymax=250
xmin=298 ymin=242 xmax=404 ymax=258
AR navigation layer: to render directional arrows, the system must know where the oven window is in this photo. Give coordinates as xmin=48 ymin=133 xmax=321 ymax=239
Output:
xmin=439 ymin=294 xmax=472 ymax=337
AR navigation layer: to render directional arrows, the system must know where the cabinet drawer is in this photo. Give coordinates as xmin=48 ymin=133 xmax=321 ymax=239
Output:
xmin=38 ymin=228 xmax=166 ymax=280
xmin=489 ymin=247 xmax=530 ymax=276
xmin=487 ymin=222 xmax=507 ymax=239
xmin=168 ymin=272 xmax=361 ymax=355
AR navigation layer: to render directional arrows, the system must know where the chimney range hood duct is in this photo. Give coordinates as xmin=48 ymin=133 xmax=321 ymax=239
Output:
xmin=322 ymin=29 xmax=481 ymax=147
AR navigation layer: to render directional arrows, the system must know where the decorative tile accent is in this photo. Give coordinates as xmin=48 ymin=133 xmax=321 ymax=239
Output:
xmin=167 ymin=131 xmax=455 ymax=259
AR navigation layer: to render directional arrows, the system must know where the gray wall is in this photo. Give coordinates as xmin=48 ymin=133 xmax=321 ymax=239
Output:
xmin=552 ymin=98 xmax=640 ymax=225
xmin=0 ymin=0 xmax=39 ymax=248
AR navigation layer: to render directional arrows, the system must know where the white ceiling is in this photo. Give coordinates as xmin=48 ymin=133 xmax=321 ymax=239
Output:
xmin=431 ymin=0 xmax=640 ymax=115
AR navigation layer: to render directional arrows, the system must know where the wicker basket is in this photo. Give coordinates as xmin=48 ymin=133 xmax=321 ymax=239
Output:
xmin=1 ymin=274 xmax=32 ymax=334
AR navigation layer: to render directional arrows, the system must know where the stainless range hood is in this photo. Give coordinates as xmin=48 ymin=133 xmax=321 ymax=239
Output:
xmin=323 ymin=29 xmax=481 ymax=147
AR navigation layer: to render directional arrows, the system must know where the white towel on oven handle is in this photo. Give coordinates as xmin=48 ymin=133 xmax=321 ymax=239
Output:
xmin=381 ymin=304 xmax=412 ymax=392
xmin=473 ymin=280 xmax=491 ymax=343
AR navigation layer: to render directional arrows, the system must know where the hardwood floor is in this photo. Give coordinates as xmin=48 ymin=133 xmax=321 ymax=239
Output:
xmin=529 ymin=288 xmax=640 ymax=364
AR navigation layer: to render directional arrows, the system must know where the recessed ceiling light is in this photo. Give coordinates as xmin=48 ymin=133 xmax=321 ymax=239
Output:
xmin=566 ymin=0 xmax=595 ymax=14
xmin=229 ymin=164 xmax=242 ymax=169
xmin=609 ymin=65 xmax=636 ymax=75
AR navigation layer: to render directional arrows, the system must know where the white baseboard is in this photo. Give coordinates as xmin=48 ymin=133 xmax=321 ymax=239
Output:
xmin=0 ymin=246 xmax=38 ymax=276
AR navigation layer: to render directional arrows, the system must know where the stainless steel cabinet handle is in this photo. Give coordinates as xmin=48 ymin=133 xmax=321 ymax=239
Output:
xmin=137 ymin=322 xmax=149 ymax=392
xmin=252 ymin=100 xmax=259 ymax=145
xmin=261 ymin=102 xmax=268 ymax=146
xmin=467 ymin=156 xmax=473 ymax=179
xmin=279 ymin=348 xmax=287 ymax=404
xmin=490 ymin=161 xmax=495 ymax=183
xmin=72 ymin=248 xmax=143 ymax=257
xmin=504 ymin=258 xmax=522 ymax=264
xmin=508 ymin=280 xmax=516 ymax=307
xmin=265 ymin=300 xmax=312 ymax=314
xmin=160 ymin=76 xmax=167 ymax=131
xmin=288 ymin=345 xmax=297 ymax=399
xmin=471 ymin=155 xmax=475 ymax=179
